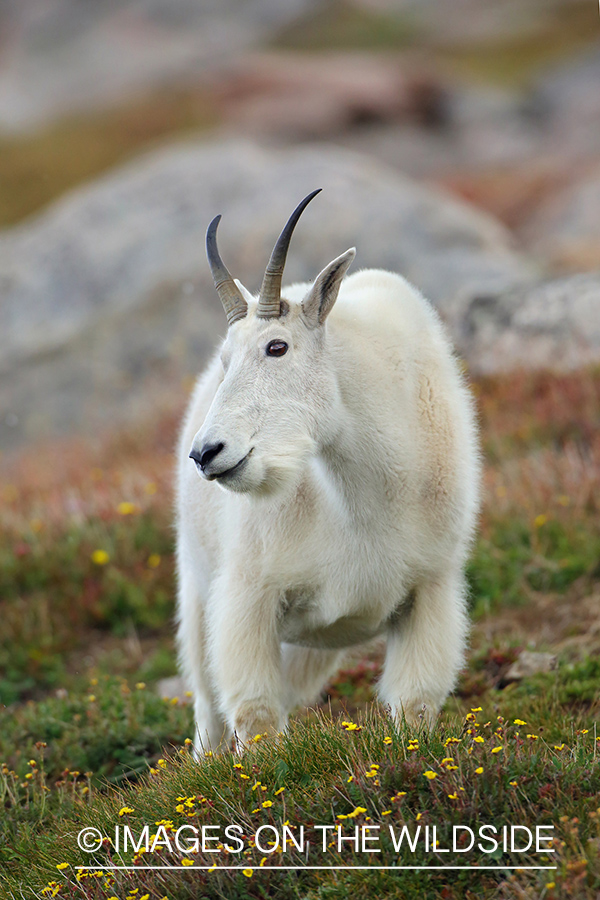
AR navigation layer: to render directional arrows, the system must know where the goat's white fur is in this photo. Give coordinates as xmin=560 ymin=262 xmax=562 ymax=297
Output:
xmin=176 ymin=258 xmax=481 ymax=752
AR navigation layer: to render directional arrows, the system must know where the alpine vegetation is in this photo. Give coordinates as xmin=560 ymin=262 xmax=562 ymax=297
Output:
xmin=176 ymin=189 xmax=481 ymax=753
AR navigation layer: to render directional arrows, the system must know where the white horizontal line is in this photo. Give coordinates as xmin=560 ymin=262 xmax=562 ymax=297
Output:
xmin=76 ymin=865 xmax=557 ymax=871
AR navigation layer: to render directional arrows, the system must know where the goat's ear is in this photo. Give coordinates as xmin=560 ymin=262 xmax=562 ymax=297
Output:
xmin=301 ymin=248 xmax=355 ymax=328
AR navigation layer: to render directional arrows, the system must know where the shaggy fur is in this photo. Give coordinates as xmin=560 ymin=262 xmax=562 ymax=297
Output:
xmin=176 ymin=256 xmax=481 ymax=752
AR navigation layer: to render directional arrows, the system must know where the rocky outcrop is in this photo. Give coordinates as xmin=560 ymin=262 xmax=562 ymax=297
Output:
xmin=460 ymin=272 xmax=600 ymax=374
xmin=0 ymin=137 xmax=535 ymax=447
xmin=214 ymin=52 xmax=447 ymax=139
xmin=523 ymin=163 xmax=600 ymax=271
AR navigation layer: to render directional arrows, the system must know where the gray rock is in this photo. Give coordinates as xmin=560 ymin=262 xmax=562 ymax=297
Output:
xmin=341 ymin=84 xmax=544 ymax=179
xmin=0 ymin=0 xmax=316 ymax=131
xmin=0 ymin=138 xmax=534 ymax=447
xmin=523 ymin=163 xmax=600 ymax=271
xmin=460 ymin=272 xmax=600 ymax=374
xmin=530 ymin=48 xmax=600 ymax=167
xmin=504 ymin=650 xmax=557 ymax=683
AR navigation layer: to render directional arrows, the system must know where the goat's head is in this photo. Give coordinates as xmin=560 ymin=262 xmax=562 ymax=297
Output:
xmin=189 ymin=190 xmax=355 ymax=495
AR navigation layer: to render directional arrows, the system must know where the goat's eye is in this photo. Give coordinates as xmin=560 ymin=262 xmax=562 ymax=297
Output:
xmin=266 ymin=340 xmax=288 ymax=357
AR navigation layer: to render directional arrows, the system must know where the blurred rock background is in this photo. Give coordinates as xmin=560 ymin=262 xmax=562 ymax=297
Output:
xmin=1 ymin=0 xmax=599 ymax=448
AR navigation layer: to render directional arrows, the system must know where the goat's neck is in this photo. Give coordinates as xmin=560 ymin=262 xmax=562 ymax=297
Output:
xmin=316 ymin=400 xmax=387 ymax=527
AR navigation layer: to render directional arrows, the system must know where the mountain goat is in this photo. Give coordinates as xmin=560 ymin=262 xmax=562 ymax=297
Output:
xmin=176 ymin=189 xmax=480 ymax=752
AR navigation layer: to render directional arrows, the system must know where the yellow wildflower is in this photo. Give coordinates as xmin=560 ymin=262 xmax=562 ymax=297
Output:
xmin=118 ymin=502 xmax=137 ymax=515
xmin=347 ymin=806 xmax=367 ymax=818
xmin=91 ymin=549 xmax=110 ymax=565
xmin=181 ymin=858 xmax=194 ymax=866
xmin=423 ymin=770 xmax=437 ymax=780
xmin=118 ymin=807 xmax=134 ymax=816
xmin=475 ymin=767 xmax=484 ymax=774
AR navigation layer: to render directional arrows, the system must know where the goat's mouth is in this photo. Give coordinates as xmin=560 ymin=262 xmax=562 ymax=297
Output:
xmin=208 ymin=448 xmax=253 ymax=482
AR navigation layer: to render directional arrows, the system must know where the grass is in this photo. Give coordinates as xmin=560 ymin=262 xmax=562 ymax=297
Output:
xmin=270 ymin=0 xmax=600 ymax=89
xmin=1 ymin=367 xmax=599 ymax=898
xmin=270 ymin=0 xmax=416 ymax=52
xmin=1 ymin=692 xmax=599 ymax=899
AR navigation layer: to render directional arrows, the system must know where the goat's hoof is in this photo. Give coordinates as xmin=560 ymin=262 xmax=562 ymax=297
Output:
xmin=232 ymin=702 xmax=281 ymax=749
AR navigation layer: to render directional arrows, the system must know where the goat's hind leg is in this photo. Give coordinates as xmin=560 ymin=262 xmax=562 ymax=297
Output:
xmin=176 ymin=568 xmax=230 ymax=754
xmin=378 ymin=569 xmax=468 ymax=729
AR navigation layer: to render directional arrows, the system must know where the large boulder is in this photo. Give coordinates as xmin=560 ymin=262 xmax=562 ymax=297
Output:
xmin=0 ymin=138 xmax=534 ymax=447
xmin=522 ymin=163 xmax=600 ymax=271
xmin=530 ymin=48 xmax=600 ymax=168
xmin=459 ymin=272 xmax=600 ymax=374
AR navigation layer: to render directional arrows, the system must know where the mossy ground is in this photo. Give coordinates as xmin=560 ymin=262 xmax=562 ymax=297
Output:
xmin=1 ymin=368 xmax=599 ymax=898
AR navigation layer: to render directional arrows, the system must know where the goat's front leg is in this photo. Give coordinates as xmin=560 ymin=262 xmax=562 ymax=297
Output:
xmin=176 ymin=560 xmax=230 ymax=755
xmin=208 ymin=572 xmax=284 ymax=746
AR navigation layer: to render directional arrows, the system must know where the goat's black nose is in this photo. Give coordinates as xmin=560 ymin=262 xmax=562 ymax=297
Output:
xmin=190 ymin=442 xmax=224 ymax=471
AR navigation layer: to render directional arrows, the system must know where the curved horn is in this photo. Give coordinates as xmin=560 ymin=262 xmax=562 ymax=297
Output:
xmin=206 ymin=215 xmax=248 ymax=326
xmin=257 ymin=188 xmax=322 ymax=319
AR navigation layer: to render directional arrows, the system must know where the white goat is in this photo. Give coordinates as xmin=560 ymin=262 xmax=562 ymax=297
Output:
xmin=176 ymin=189 xmax=481 ymax=752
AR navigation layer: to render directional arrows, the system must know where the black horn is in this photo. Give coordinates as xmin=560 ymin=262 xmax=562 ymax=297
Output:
xmin=257 ymin=189 xmax=322 ymax=319
xmin=206 ymin=215 xmax=248 ymax=326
